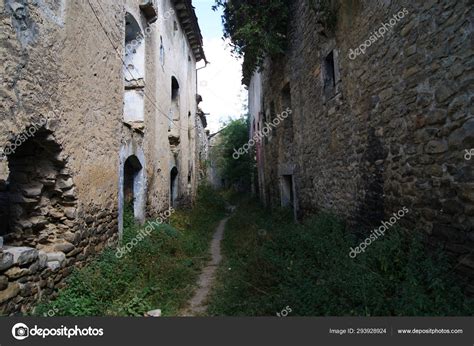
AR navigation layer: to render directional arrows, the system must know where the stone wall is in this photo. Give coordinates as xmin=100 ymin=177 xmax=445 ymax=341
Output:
xmin=249 ymin=0 xmax=473 ymax=293
xmin=195 ymin=108 xmax=209 ymax=184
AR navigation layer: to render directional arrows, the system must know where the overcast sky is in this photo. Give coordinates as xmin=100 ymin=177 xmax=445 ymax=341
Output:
xmin=194 ymin=0 xmax=247 ymax=133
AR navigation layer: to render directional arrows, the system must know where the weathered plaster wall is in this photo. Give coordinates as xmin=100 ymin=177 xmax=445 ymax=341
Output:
xmin=0 ymin=0 xmax=122 ymax=314
xmin=250 ymin=0 xmax=474 ymax=293
xmin=0 ymin=0 xmax=203 ymax=314
xmin=145 ymin=0 xmax=198 ymax=211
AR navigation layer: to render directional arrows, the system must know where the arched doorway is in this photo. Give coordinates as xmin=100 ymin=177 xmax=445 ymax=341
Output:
xmin=170 ymin=166 xmax=178 ymax=207
xmin=123 ymin=155 xmax=143 ymax=220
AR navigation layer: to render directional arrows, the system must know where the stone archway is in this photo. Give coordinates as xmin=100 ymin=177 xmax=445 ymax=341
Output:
xmin=0 ymin=127 xmax=76 ymax=248
xmin=118 ymin=146 xmax=146 ymax=238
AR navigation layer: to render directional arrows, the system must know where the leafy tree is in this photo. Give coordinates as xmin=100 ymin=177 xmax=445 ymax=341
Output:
xmin=211 ymin=117 xmax=253 ymax=191
xmin=213 ymin=0 xmax=290 ymax=85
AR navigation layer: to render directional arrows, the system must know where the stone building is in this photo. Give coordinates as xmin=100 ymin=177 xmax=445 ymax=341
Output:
xmin=0 ymin=0 xmax=206 ymax=314
xmin=195 ymin=105 xmax=210 ymax=183
xmin=248 ymin=0 xmax=473 ymax=292
xmin=207 ymin=133 xmax=224 ymax=189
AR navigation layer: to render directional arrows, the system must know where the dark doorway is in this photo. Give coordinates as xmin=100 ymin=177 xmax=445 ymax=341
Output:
xmin=123 ymin=155 xmax=143 ymax=217
xmin=281 ymin=175 xmax=294 ymax=208
xmin=170 ymin=166 xmax=178 ymax=207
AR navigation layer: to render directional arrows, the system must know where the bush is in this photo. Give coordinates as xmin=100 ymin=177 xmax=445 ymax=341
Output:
xmin=210 ymin=118 xmax=253 ymax=190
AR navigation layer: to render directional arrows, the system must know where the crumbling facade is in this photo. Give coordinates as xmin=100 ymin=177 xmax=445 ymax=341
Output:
xmin=0 ymin=0 xmax=206 ymax=314
xmin=195 ymin=105 xmax=209 ymax=184
xmin=249 ymin=0 xmax=473 ymax=292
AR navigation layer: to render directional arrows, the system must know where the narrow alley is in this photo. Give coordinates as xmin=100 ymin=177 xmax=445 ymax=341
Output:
xmin=0 ymin=1 xmax=473 ymax=345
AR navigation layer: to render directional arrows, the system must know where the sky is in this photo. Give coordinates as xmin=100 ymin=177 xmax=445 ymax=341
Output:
xmin=193 ymin=0 xmax=247 ymax=134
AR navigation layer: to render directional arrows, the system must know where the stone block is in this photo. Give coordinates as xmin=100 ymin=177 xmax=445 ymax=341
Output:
xmin=64 ymin=207 xmax=76 ymax=220
xmin=21 ymin=184 xmax=43 ymax=197
xmin=46 ymin=252 xmax=66 ymax=264
xmin=20 ymin=282 xmax=38 ymax=297
xmin=435 ymin=83 xmax=456 ymax=103
xmin=0 ymin=252 xmax=14 ymax=271
xmin=38 ymin=252 xmax=48 ymax=269
xmin=46 ymin=261 xmax=61 ymax=271
xmin=53 ymin=242 xmax=75 ymax=254
xmin=0 ymin=283 xmax=20 ymax=304
xmin=56 ymin=177 xmax=73 ymax=190
xmin=48 ymin=209 xmax=64 ymax=219
xmin=62 ymin=231 xmax=79 ymax=244
xmin=425 ymin=110 xmax=446 ymax=125
xmin=66 ymin=247 xmax=82 ymax=257
xmin=4 ymin=267 xmax=29 ymax=279
xmin=63 ymin=188 xmax=76 ymax=199
xmin=28 ymin=260 xmax=40 ymax=273
xmin=0 ymin=275 xmax=7 ymax=291
xmin=449 ymin=119 xmax=474 ymax=149
xmin=425 ymin=140 xmax=448 ymax=154
xmin=448 ymin=95 xmax=468 ymax=116
xmin=2 ymin=246 xmax=38 ymax=266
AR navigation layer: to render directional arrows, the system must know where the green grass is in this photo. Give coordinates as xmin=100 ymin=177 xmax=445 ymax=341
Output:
xmin=34 ymin=185 xmax=226 ymax=316
xmin=207 ymin=198 xmax=474 ymax=316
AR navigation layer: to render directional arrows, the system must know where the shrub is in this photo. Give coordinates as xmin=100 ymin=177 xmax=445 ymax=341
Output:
xmin=207 ymin=199 xmax=474 ymax=316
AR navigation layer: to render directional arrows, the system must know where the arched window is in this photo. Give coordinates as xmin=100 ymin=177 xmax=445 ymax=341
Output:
xmin=169 ymin=76 xmax=180 ymax=135
xmin=123 ymin=13 xmax=145 ymax=123
xmin=171 ymin=76 xmax=180 ymax=101
xmin=124 ymin=13 xmax=145 ymax=83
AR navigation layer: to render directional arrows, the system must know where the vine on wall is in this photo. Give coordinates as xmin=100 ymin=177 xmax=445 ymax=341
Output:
xmin=213 ymin=0 xmax=290 ymax=85
xmin=213 ymin=0 xmax=338 ymax=85
xmin=309 ymin=0 xmax=338 ymax=34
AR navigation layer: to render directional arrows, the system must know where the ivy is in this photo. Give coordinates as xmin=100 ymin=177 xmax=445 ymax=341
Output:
xmin=213 ymin=0 xmax=290 ymax=85
xmin=309 ymin=0 xmax=338 ymax=33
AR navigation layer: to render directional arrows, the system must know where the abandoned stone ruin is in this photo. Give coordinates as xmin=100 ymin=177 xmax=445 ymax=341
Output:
xmin=0 ymin=0 xmax=207 ymax=314
xmin=248 ymin=0 xmax=473 ymax=294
